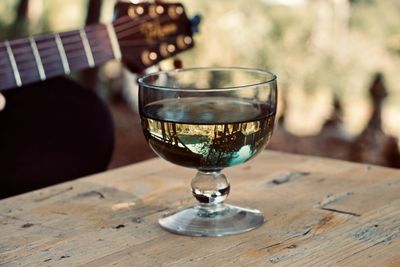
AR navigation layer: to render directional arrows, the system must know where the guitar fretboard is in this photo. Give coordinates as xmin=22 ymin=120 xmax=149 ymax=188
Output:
xmin=0 ymin=23 xmax=119 ymax=91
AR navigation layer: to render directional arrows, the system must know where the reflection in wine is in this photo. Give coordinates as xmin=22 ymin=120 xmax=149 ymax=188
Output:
xmin=141 ymin=97 xmax=275 ymax=170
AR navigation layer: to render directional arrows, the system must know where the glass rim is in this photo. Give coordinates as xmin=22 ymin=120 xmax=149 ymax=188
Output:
xmin=137 ymin=67 xmax=277 ymax=92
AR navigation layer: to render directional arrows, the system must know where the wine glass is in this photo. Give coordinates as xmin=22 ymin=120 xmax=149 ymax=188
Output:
xmin=138 ymin=67 xmax=277 ymax=236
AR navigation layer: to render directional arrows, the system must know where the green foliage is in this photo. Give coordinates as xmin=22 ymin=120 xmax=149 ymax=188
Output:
xmin=179 ymin=0 xmax=400 ymax=101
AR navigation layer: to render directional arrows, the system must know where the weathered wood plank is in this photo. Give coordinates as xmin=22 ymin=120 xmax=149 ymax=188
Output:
xmin=0 ymin=151 xmax=399 ymax=266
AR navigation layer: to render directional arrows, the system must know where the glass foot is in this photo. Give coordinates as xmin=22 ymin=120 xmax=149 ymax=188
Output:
xmin=159 ymin=204 xmax=265 ymax=237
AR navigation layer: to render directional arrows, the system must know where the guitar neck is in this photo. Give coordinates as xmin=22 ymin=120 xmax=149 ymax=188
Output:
xmin=0 ymin=23 xmax=121 ymax=92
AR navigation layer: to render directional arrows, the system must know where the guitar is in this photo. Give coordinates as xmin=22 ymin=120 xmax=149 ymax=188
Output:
xmin=0 ymin=1 xmax=196 ymax=91
xmin=0 ymin=2 xmax=198 ymax=199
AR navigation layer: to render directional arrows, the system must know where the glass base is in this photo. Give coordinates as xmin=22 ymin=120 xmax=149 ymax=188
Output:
xmin=159 ymin=203 xmax=265 ymax=237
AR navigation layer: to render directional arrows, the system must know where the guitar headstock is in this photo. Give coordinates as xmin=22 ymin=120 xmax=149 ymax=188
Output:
xmin=113 ymin=2 xmax=195 ymax=73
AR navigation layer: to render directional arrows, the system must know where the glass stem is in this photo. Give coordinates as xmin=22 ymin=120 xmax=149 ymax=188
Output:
xmin=191 ymin=171 xmax=230 ymax=206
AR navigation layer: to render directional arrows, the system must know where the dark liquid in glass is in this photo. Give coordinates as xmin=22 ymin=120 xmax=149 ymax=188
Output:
xmin=141 ymin=97 xmax=275 ymax=170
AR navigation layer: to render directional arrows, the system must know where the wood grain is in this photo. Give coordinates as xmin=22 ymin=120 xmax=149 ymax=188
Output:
xmin=0 ymin=151 xmax=399 ymax=266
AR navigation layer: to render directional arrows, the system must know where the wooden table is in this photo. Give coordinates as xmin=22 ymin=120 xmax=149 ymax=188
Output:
xmin=1 ymin=151 xmax=399 ymax=266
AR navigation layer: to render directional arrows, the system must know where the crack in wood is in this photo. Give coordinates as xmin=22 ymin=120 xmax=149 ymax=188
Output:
xmin=260 ymin=228 xmax=312 ymax=251
xmin=320 ymin=207 xmax=361 ymax=217
xmin=76 ymin=190 xmax=105 ymax=199
xmin=34 ymin=186 xmax=74 ymax=202
xmin=337 ymin=237 xmax=395 ymax=263
xmin=318 ymin=192 xmax=353 ymax=207
xmin=302 ymin=228 xmax=312 ymax=236
xmin=59 ymin=255 xmax=70 ymax=260
xmin=112 ymin=224 xmax=125 ymax=229
xmin=260 ymin=242 xmax=282 ymax=250
xmin=316 ymin=192 xmax=361 ymax=217
xmin=21 ymin=223 xmax=34 ymax=228
xmin=268 ymin=172 xmax=310 ymax=186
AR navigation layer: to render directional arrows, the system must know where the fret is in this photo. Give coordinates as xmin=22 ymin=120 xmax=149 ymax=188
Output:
xmin=4 ymin=41 xmax=22 ymax=87
xmin=60 ymin=30 xmax=89 ymax=71
xmin=85 ymin=24 xmax=116 ymax=65
xmin=0 ymin=46 xmax=19 ymax=91
xmin=79 ymin=29 xmax=95 ymax=67
xmin=29 ymin=37 xmax=46 ymax=81
xmin=31 ymin=34 xmax=65 ymax=79
xmin=106 ymin=23 xmax=122 ymax=60
xmin=0 ymin=22 xmax=120 ymax=91
xmin=10 ymin=39 xmax=42 ymax=85
xmin=54 ymin=33 xmax=71 ymax=74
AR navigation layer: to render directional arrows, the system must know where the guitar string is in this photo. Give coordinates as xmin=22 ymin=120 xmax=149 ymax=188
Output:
xmin=0 ymin=14 xmax=179 ymax=75
xmin=0 ymin=42 xmax=176 ymax=77
xmin=117 ymin=36 xmax=178 ymax=46
xmin=0 ymin=13 xmax=144 ymax=48
xmin=0 ymin=11 xmax=165 ymax=53
xmin=0 ymin=35 xmax=179 ymax=76
xmin=1 ymin=12 xmax=172 ymax=63
xmin=2 ymin=35 xmax=111 ymax=64
xmin=0 ymin=40 xmax=114 ymax=70
xmin=0 ymin=21 xmax=180 ymax=80
xmin=0 ymin=10 xmax=153 ymax=84
xmin=0 ymin=14 xmax=150 ymax=56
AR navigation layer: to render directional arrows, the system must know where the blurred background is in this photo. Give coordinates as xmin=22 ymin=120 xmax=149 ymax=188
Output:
xmin=1 ymin=0 xmax=400 ymax=168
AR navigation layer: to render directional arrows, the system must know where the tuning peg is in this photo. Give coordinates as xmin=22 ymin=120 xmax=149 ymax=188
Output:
xmin=141 ymin=50 xmax=158 ymax=66
xmin=128 ymin=6 xmax=144 ymax=18
xmin=190 ymin=15 xmax=201 ymax=34
xmin=149 ymin=4 xmax=165 ymax=17
xmin=160 ymin=43 xmax=176 ymax=57
xmin=176 ymin=35 xmax=192 ymax=49
xmin=167 ymin=5 xmax=184 ymax=19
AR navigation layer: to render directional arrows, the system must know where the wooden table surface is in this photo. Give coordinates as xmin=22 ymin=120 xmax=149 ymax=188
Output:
xmin=0 ymin=151 xmax=399 ymax=266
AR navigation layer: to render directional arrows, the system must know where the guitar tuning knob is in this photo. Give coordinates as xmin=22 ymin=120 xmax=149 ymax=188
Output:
xmin=128 ymin=6 xmax=144 ymax=18
xmin=167 ymin=44 xmax=176 ymax=53
xmin=141 ymin=50 xmax=158 ymax=66
xmin=168 ymin=5 xmax=184 ymax=19
xmin=190 ymin=14 xmax=202 ymax=34
xmin=149 ymin=5 xmax=164 ymax=17
xmin=176 ymin=35 xmax=192 ymax=49
xmin=160 ymin=43 xmax=176 ymax=57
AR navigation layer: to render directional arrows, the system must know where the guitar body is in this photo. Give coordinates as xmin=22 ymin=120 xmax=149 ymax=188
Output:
xmin=0 ymin=77 xmax=114 ymax=199
xmin=0 ymin=2 xmax=196 ymax=198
